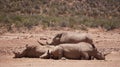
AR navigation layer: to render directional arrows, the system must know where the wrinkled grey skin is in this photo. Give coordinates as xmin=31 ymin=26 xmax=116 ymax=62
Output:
xmin=13 ymin=45 xmax=53 ymax=58
xmin=40 ymin=42 xmax=105 ymax=60
xmin=49 ymin=32 xmax=95 ymax=48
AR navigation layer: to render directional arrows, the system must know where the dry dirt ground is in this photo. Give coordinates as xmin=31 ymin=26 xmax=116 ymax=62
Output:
xmin=0 ymin=29 xmax=120 ymax=67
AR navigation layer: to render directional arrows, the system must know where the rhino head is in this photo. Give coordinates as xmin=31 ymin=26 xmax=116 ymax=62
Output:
xmin=49 ymin=33 xmax=63 ymax=45
xmin=96 ymin=52 xmax=105 ymax=60
xmin=13 ymin=51 xmax=23 ymax=58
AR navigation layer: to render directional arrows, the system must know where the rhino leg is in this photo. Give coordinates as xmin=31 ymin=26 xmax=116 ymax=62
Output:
xmin=81 ymin=52 xmax=89 ymax=60
xmin=57 ymin=51 xmax=63 ymax=59
xmin=50 ymin=46 xmax=63 ymax=59
xmin=60 ymin=57 xmax=67 ymax=60
xmin=40 ymin=50 xmax=50 ymax=59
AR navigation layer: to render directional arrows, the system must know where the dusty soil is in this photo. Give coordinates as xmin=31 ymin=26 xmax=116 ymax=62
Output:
xmin=0 ymin=29 xmax=120 ymax=67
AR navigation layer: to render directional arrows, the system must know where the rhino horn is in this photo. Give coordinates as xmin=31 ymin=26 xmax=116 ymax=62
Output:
xmin=37 ymin=40 xmax=45 ymax=46
xmin=104 ymin=52 xmax=111 ymax=56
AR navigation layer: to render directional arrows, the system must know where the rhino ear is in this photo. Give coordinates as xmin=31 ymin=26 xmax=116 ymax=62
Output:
xmin=59 ymin=33 xmax=63 ymax=38
xmin=13 ymin=51 xmax=16 ymax=54
xmin=47 ymin=50 xmax=49 ymax=54
xmin=58 ymin=33 xmax=62 ymax=38
xmin=46 ymin=41 xmax=50 ymax=45
xmin=25 ymin=44 xmax=28 ymax=48
xmin=48 ymin=49 xmax=52 ymax=54
xmin=55 ymin=33 xmax=62 ymax=38
xmin=13 ymin=51 xmax=19 ymax=55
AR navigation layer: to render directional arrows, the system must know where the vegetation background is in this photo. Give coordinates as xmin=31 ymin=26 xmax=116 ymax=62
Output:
xmin=0 ymin=0 xmax=120 ymax=32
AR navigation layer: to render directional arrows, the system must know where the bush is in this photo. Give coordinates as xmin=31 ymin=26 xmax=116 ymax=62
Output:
xmin=0 ymin=14 xmax=120 ymax=31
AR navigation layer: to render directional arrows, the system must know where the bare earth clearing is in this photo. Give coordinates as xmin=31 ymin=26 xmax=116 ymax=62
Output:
xmin=0 ymin=29 xmax=120 ymax=67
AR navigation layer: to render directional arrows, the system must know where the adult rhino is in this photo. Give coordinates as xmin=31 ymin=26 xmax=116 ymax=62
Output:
xmin=13 ymin=44 xmax=54 ymax=58
xmin=40 ymin=42 xmax=105 ymax=60
xmin=47 ymin=32 xmax=95 ymax=48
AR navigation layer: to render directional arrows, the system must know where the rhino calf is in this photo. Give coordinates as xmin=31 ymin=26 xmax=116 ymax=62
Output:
xmin=13 ymin=44 xmax=53 ymax=58
xmin=48 ymin=32 xmax=95 ymax=48
xmin=40 ymin=42 xmax=105 ymax=60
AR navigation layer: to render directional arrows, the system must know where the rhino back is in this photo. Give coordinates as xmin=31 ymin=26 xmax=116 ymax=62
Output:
xmin=59 ymin=42 xmax=94 ymax=59
xmin=60 ymin=33 xmax=92 ymax=44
